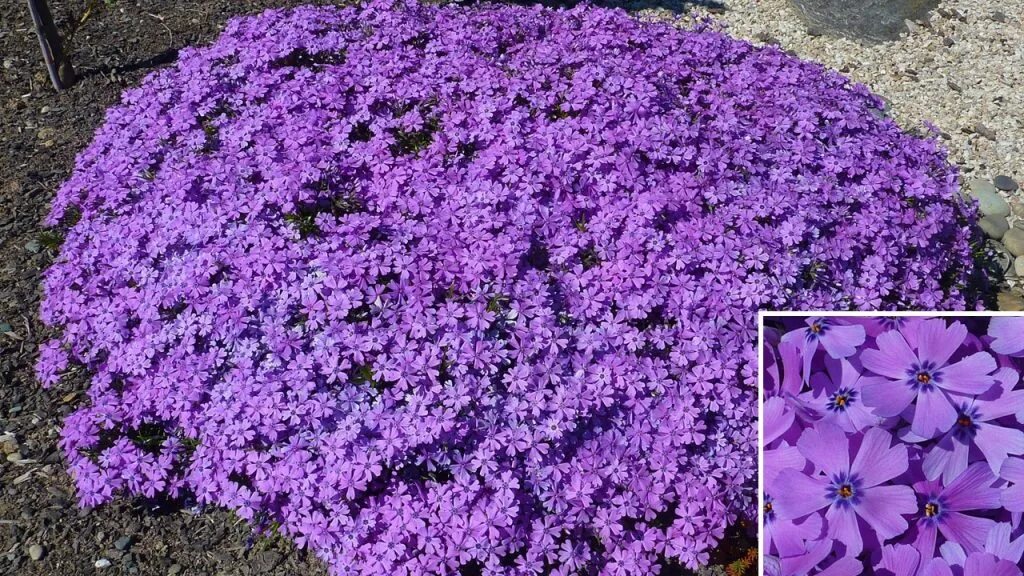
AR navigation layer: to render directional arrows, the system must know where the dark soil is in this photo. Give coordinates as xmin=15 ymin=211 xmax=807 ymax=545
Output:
xmin=0 ymin=1 xmax=754 ymax=575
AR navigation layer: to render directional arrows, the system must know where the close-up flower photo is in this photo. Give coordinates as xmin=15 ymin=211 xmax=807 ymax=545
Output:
xmin=763 ymin=315 xmax=1024 ymax=576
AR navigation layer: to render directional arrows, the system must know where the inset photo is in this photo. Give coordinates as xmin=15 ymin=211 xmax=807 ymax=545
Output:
xmin=760 ymin=314 xmax=1024 ymax=576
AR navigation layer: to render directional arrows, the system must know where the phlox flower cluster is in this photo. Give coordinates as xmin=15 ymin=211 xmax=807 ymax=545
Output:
xmin=764 ymin=316 xmax=1024 ymax=576
xmin=38 ymin=0 xmax=983 ymax=573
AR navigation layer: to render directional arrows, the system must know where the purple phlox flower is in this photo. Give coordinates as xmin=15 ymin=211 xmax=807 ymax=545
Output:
xmin=874 ymin=544 xmax=920 ymax=576
xmin=911 ymin=462 xmax=1001 ymax=559
xmin=989 ymin=317 xmax=1024 ymax=357
xmin=781 ymin=317 xmax=866 ymax=383
xmin=802 ymin=356 xmax=885 ymax=433
xmin=764 ymin=445 xmax=824 ymax=558
xmin=861 ymin=318 xmax=998 ymax=440
xmin=920 ymin=368 xmax=1024 ymax=483
xmin=774 ymin=423 xmax=916 ymax=556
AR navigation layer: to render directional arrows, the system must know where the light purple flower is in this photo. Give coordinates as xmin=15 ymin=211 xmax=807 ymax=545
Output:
xmin=774 ymin=423 xmax=916 ymax=555
xmin=861 ymin=318 xmax=998 ymax=439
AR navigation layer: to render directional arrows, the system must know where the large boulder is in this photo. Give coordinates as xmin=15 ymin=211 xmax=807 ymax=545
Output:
xmin=789 ymin=0 xmax=941 ymax=41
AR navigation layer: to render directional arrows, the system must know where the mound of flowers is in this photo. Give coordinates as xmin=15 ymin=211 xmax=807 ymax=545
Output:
xmin=764 ymin=316 xmax=1024 ymax=576
xmin=38 ymin=0 xmax=982 ymax=573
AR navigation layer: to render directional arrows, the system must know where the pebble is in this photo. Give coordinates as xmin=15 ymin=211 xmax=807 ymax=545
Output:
xmin=28 ymin=544 xmax=44 ymax=561
xmin=974 ymin=122 xmax=997 ymax=141
xmin=95 ymin=558 xmax=112 ymax=569
xmin=168 ymin=564 xmax=183 ymax=576
xmin=970 ymin=178 xmax=997 ymax=195
xmin=114 ymin=536 xmax=133 ymax=551
xmin=24 ymin=240 xmax=40 ymax=254
xmin=999 ymin=291 xmax=1024 ymax=311
xmin=970 ymin=188 xmax=1011 ymax=218
xmin=966 ymin=180 xmax=1015 ymax=216
xmin=980 ymin=215 xmax=1009 ymax=239
xmin=993 ymin=175 xmax=1019 ymax=192
xmin=1003 ymin=228 xmax=1024 ymax=257
xmin=992 ymin=10 xmax=1007 ymax=23
xmin=6 ymin=451 xmax=23 ymax=463
xmin=1016 ymin=256 xmax=1024 ymax=277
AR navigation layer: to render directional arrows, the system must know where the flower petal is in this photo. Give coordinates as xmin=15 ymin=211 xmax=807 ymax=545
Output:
xmin=911 ymin=389 xmax=957 ymax=440
xmin=937 ymin=352 xmax=997 ymax=395
xmin=855 ymin=484 xmax=915 ymax=541
xmin=939 ymin=512 xmax=995 ymax=555
xmin=941 ymin=462 xmax=1001 ymax=512
xmin=851 ymin=427 xmax=907 ymax=488
xmin=974 ymin=423 xmax=1024 ymax=476
xmin=773 ymin=468 xmax=830 ymax=521
xmin=862 ymin=378 xmax=916 ymax=418
xmin=820 ymin=324 xmax=866 ymax=360
xmin=918 ymin=318 xmax=967 ymax=370
xmin=797 ymin=423 xmax=850 ymax=478
xmin=827 ymin=503 xmax=863 ymax=557
xmin=862 ymin=330 xmax=918 ymax=379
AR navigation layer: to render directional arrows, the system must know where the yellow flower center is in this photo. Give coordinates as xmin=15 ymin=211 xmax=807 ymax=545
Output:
xmin=924 ymin=503 xmax=939 ymax=518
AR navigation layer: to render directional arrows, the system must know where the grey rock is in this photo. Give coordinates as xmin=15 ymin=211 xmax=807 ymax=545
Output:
xmin=95 ymin=558 xmax=112 ymax=569
xmin=250 ymin=550 xmax=283 ymax=573
xmin=980 ymin=216 xmax=1010 ymax=239
xmin=970 ymin=188 xmax=1011 ymax=218
xmin=1016 ymin=256 xmax=1024 ymax=277
xmin=168 ymin=564 xmax=183 ymax=576
xmin=969 ymin=178 xmax=996 ymax=195
xmin=114 ymin=536 xmax=132 ymax=551
xmin=974 ymin=122 xmax=997 ymax=140
xmin=993 ymin=175 xmax=1019 ymax=192
xmin=28 ymin=544 xmax=44 ymax=561
xmin=0 ymin=322 xmax=10 ymax=333
xmin=947 ymin=79 xmax=962 ymax=92
xmin=992 ymin=10 xmax=1007 ymax=23
xmin=1004 ymin=228 xmax=1024 ymax=257
xmin=943 ymin=36 xmax=955 ymax=47
xmin=787 ymin=0 xmax=940 ymax=42
xmin=24 ymin=240 xmax=40 ymax=254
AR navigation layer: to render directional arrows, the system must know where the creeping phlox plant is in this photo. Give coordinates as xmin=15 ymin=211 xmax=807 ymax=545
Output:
xmin=764 ymin=316 xmax=1024 ymax=576
xmin=38 ymin=0 xmax=983 ymax=573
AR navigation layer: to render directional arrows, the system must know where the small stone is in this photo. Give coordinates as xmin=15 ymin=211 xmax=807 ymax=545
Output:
xmin=905 ymin=19 xmax=921 ymax=34
xmin=6 ymin=451 xmax=23 ymax=463
xmin=168 ymin=565 xmax=183 ymax=576
xmin=1016 ymin=256 xmax=1024 ymax=277
xmin=1003 ymin=228 xmax=1024 ymax=257
xmin=0 ymin=322 xmax=10 ymax=333
xmin=95 ymin=558 xmax=112 ymax=569
xmin=114 ymin=536 xmax=132 ymax=551
xmin=980 ymin=216 xmax=1010 ymax=239
xmin=943 ymin=36 xmax=955 ymax=47
xmin=970 ymin=189 xmax=1011 ymax=218
xmin=998 ymin=291 xmax=1024 ymax=312
xmin=946 ymin=79 xmax=962 ymax=92
xmin=993 ymin=175 xmax=1019 ymax=192
xmin=974 ymin=123 xmax=997 ymax=141
xmin=28 ymin=544 xmax=44 ymax=561
xmin=24 ymin=240 xmax=40 ymax=254
xmin=992 ymin=10 xmax=1007 ymax=22
xmin=969 ymin=178 xmax=996 ymax=195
